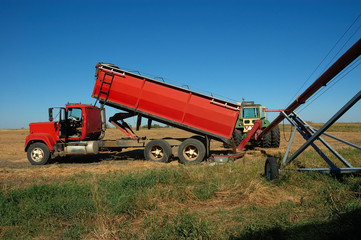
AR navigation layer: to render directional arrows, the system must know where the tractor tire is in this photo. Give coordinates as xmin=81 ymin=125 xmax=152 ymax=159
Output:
xmin=261 ymin=131 xmax=272 ymax=148
xmin=271 ymin=125 xmax=280 ymax=148
xmin=233 ymin=129 xmax=243 ymax=147
xmin=27 ymin=142 xmax=50 ymax=165
xmin=265 ymin=157 xmax=279 ymax=181
xmin=144 ymin=140 xmax=172 ymax=163
xmin=178 ymin=138 xmax=206 ymax=164
xmin=223 ymin=130 xmax=242 ymax=148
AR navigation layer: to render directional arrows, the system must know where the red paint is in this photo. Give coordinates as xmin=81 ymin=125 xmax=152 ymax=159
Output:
xmin=25 ymin=104 xmax=102 ymax=150
xmin=93 ymin=64 xmax=240 ymax=140
xmin=236 ymin=120 xmax=262 ymax=151
xmin=25 ymin=122 xmax=59 ymax=150
xmin=260 ymin=38 xmax=361 ymax=139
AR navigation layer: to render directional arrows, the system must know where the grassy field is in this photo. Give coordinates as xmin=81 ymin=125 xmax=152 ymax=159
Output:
xmin=0 ymin=124 xmax=360 ymax=239
xmin=279 ymin=122 xmax=361 ymax=133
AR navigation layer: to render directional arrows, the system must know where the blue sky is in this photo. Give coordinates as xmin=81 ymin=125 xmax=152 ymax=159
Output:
xmin=0 ymin=0 xmax=360 ymax=128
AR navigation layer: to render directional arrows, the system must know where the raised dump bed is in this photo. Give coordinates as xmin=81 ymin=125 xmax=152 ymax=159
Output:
xmin=92 ymin=63 xmax=240 ymax=144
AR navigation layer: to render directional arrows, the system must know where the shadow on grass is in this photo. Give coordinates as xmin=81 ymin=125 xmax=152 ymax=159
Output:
xmin=50 ymin=149 xmax=146 ymax=164
xmin=49 ymin=148 xmax=237 ymax=165
xmin=230 ymin=208 xmax=361 ymax=240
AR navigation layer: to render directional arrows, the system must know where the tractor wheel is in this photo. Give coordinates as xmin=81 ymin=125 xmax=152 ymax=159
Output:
xmin=271 ymin=125 xmax=280 ymax=148
xmin=261 ymin=131 xmax=272 ymax=148
xmin=265 ymin=157 xmax=279 ymax=180
xmin=144 ymin=140 xmax=172 ymax=163
xmin=233 ymin=129 xmax=243 ymax=147
xmin=27 ymin=142 xmax=50 ymax=165
xmin=223 ymin=130 xmax=242 ymax=148
xmin=178 ymin=138 xmax=206 ymax=164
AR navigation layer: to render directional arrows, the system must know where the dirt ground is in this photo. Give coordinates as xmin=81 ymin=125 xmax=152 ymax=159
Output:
xmin=1 ymin=127 xmax=360 ymax=187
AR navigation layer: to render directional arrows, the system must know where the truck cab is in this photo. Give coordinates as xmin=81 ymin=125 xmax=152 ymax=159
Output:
xmin=25 ymin=104 xmax=103 ymax=165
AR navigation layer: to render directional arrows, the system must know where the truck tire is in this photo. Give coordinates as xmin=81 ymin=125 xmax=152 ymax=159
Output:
xmin=271 ymin=125 xmax=280 ymax=148
xmin=178 ymin=138 xmax=206 ymax=164
xmin=144 ymin=140 xmax=172 ymax=163
xmin=265 ymin=157 xmax=279 ymax=180
xmin=261 ymin=131 xmax=272 ymax=148
xmin=190 ymin=135 xmax=208 ymax=149
xmin=27 ymin=142 xmax=50 ymax=165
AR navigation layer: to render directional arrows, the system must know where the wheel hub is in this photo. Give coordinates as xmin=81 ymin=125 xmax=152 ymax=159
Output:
xmin=31 ymin=148 xmax=44 ymax=162
xmin=150 ymin=146 xmax=164 ymax=159
xmin=184 ymin=145 xmax=198 ymax=160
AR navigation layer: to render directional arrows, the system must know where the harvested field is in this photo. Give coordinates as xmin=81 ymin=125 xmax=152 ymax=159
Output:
xmin=1 ymin=124 xmax=360 ymax=181
xmin=0 ymin=123 xmax=361 ymax=239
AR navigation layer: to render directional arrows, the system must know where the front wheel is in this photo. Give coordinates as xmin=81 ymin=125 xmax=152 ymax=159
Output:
xmin=27 ymin=142 xmax=51 ymax=165
xmin=178 ymin=138 xmax=206 ymax=164
xmin=265 ymin=157 xmax=279 ymax=180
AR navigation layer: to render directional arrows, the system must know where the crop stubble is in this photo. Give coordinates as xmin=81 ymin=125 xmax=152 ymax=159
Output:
xmin=0 ymin=126 xmax=360 ymax=187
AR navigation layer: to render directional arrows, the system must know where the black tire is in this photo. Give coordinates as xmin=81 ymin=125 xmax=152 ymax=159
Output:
xmin=265 ymin=157 xmax=279 ymax=180
xmin=144 ymin=140 xmax=172 ymax=163
xmin=27 ymin=142 xmax=50 ymax=165
xmin=261 ymin=131 xmax=272 ymax=148
xmin=233 ymin=129 xmax=243 ymax=147
xmin=223 ymin=130 xmax=242 ymax=148
xmin=190 ymin=135 xmax=206 ymax=146
xmin=271 ymin=125 xmax=280 ymax=148
xmin=178 ymin=138 xmax=206 ymax=164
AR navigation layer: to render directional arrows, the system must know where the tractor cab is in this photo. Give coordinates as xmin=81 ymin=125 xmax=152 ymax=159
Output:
xmin=237 ymin=101 xmax=267 ymax=133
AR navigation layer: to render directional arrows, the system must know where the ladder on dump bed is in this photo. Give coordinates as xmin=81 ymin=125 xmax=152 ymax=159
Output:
xmin=97 ymin=71 xmax=115 ymax=103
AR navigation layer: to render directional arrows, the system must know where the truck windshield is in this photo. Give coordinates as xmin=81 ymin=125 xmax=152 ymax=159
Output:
xmin=243 ymin=108 xmax=258 ymax=118
xmin=68 ymin=108 xmax=82 ymax=120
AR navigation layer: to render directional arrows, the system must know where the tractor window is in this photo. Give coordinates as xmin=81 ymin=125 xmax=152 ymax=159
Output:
xmin=243 ymin=108 xmax=258 ymax=118
xmin=261 ymin=108 xmax=266 ymax=118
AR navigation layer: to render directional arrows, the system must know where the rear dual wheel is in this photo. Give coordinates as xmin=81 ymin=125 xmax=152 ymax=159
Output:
xmin=178 ymin=138 xmax=206 ymax=164
xmin=144 ymin=138 xmax=207 ymax=164
xmin=144 ymin=140 xmax=172 ymax=163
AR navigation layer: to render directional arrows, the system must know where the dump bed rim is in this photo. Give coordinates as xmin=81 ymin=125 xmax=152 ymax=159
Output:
xmin=97 ymin=62 xmax=240 ymax=110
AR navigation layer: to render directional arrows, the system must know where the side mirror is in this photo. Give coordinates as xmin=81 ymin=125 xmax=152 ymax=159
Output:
xmin=49 ymin=108 xmax=53 ymax=122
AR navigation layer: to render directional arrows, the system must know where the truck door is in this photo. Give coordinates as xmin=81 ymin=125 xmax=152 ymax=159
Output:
xmin=67 ymin=107 xmax=83 ymax=140
xmin=59 ymin=108 xmax=67 ymax=138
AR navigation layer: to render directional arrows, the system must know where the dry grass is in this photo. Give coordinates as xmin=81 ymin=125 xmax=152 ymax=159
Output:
xmin=1 ymin=123 xmax=360 ymax=239
xmin=0 ymin=124 xmax=360 ymax=188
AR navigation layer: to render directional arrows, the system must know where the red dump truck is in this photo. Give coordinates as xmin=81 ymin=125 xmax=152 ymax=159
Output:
xmin=25 ymin=63 xmax=256 ymax=165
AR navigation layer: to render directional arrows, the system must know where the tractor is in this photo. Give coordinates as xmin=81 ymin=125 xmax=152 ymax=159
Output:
xmin=226 ymin=101 xmax=280 ymax=148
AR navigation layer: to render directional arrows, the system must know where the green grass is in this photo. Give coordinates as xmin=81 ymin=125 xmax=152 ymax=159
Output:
xmin=1 ymin=148 xmax=361 ymax=239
